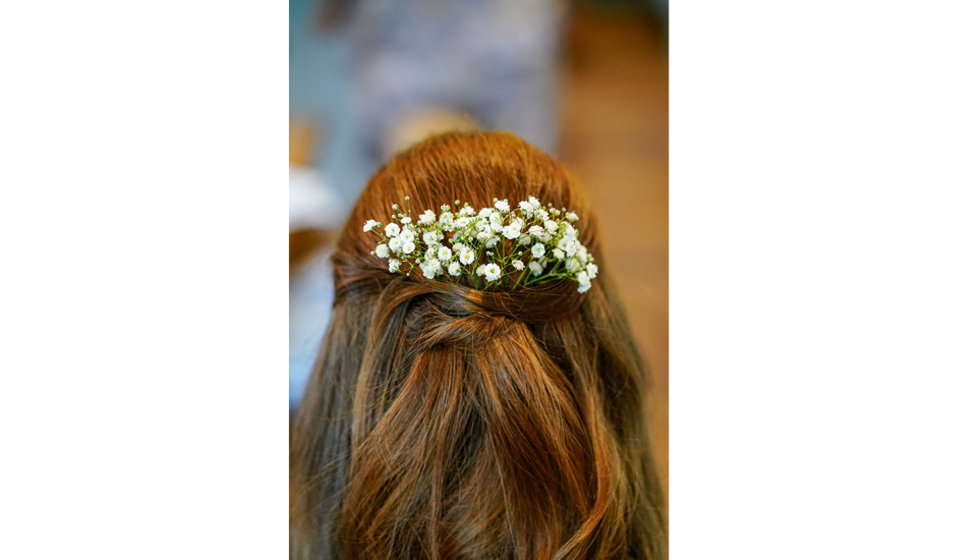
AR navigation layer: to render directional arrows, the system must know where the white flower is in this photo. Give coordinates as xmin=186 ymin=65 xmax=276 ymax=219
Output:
xmin=424 ymin=246 xmax=436 ymax=260
xmin=485 ymin=236 xmax=500 ymax=248
xmin=553 ymin=248 xmax=565 ymax=260
xmin=512 ymin=259 xmax=525 ymax=271
xmin=459 ymin=247 xmax=475 ymax=265
xmin=448 ymin=262 xmax=462 ymax=276
xmin=452 ymin=243 xmax=465 ymax=253
xmin=421 ymin=259 xmax=442 ymax=279
xmin=576 ymin=246 xmax=588 ymax=261
xmin=375 ymin=243 xmax=389 ymax=258
xmin=454 ymin=217 xmax=472 ymax=230
xmin=535 ymin=209 xmax=549 ymax=221
xmin=544 ymin=220 xmax=559 ymax=234
xmin=567 ymin=211 xmax=579 ymax=222
xmin=459 ymin=204 xmax=476 ymax=217
xmin=518 ymin=234 xmax=532 ymax=246
xmin=437 ymin=246 xmax=452 ymax=262
xmin=494 ymin=199 xmax=510 ymax=212
xmin=363 ymin=219 xmax=380 ymax=232
xmin=477 ymin=207 xmax=494 ymax=219
xmin=558 ymin=236 xmax=578 ymax=254
xmin=439 ymin=212 xmax=455 ymax=229
xmin=576 ymin=271 xmax=592 ymax=293
xmin=565 ymin=258 xmax=583 ymax=273
xmin=385 ymin=223 xmax=400 ymax=237
xmin=502 ymin=218 xmax=523 ymax=240
xmin=527 ymin=196 xmax=540 ymax=208
xmin=528 ymin=261 xmax=544 ymax=276
xmin=388 ymin=237 xmax=403 ymax=253
xmin=423 ymin=231 xmax=442 ymax=246
xmin=586 ymin=263 xmax=599 ymax=279
xmin=399 ymin=229 xmax=415 ymax=244
xmin=389 ymin=259 xmax=401 ymax=273
xmin=528 ymin=225 xmax=545 ymax=239
xmin=484 ymin=263 xmax=502 ymax=281
xmin=401 ymin=240 xmax=416 ymax=254
xmin=531 ymin=243 xmax=546 ymax=259
xmin=419 ymin=209 xmax=436 ymax=225
xmin=400 ymin=216 xmax=412 ymax=224
xmin=475 ymin=264 xmax=486 ymax=276
xmin=488 ymin=212 xmax=504 ymax=232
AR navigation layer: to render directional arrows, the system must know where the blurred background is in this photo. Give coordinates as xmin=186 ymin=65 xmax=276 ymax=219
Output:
xmin=289 ymin=0 xmax=668 ymax=497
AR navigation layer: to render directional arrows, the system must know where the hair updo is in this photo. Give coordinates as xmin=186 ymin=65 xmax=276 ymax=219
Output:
xmin=290 ymin=131 xmax=666 ymax=559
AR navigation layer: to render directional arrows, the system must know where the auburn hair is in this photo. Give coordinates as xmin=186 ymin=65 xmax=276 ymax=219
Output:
xmin=290 ymin=131 xmax=666 ymax=559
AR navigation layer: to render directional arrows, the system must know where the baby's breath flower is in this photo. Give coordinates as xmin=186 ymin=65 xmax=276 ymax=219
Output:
xmin=484 ymin=263 xmax=502 ymax=281
xmin=558 ymin=236 xmax=578 ymax=254
xmin=488 ymin=212 xmax=504 ymax=232
xmin=421 ymin=259 xmax=442 ymax=279
xmin=576 ymin=271 xmax=591 ymax=293
xmin=439 ymin=212 xmax=454 ymax=229
xmin=366 ymin=195 xmax=596 ymax=292
xmin=502 ymin=219 xmax=523 ymax=240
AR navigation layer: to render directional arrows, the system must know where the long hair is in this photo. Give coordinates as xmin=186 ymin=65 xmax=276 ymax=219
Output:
xmin=290 ymin=131 xmax=666 ymax=559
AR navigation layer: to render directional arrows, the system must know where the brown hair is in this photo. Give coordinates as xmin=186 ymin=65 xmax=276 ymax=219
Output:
xmin=290 ymin=131 xmax=666 ymax=559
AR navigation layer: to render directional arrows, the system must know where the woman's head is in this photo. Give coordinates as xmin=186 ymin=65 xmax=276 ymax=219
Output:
xmin=291 ymin=131 xmax=665 ymax=559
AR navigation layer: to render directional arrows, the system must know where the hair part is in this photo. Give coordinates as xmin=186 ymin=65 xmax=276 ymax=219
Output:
xmin=291 ymin=131 xmax=666 ymax=559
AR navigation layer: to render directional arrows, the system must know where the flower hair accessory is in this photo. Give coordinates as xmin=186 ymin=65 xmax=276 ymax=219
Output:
xmin=363 ymin=196 xmax=599 ymax=293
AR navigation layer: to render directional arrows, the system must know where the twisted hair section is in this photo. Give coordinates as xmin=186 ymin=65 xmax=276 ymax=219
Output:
xmin=290 ymin=132 xmax=665 ymax=559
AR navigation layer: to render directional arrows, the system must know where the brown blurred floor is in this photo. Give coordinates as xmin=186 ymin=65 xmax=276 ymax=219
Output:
xmin=558 ymin=5 xmax=669 ymax=500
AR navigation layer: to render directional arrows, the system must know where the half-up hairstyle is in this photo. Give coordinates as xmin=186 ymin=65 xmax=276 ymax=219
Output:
xmin=290 ymin=131 xmax=666 ymax=559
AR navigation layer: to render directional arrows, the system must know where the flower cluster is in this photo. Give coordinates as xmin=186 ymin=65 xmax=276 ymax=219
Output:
xmin=363 ymin=196 xmax=598 ymax=292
